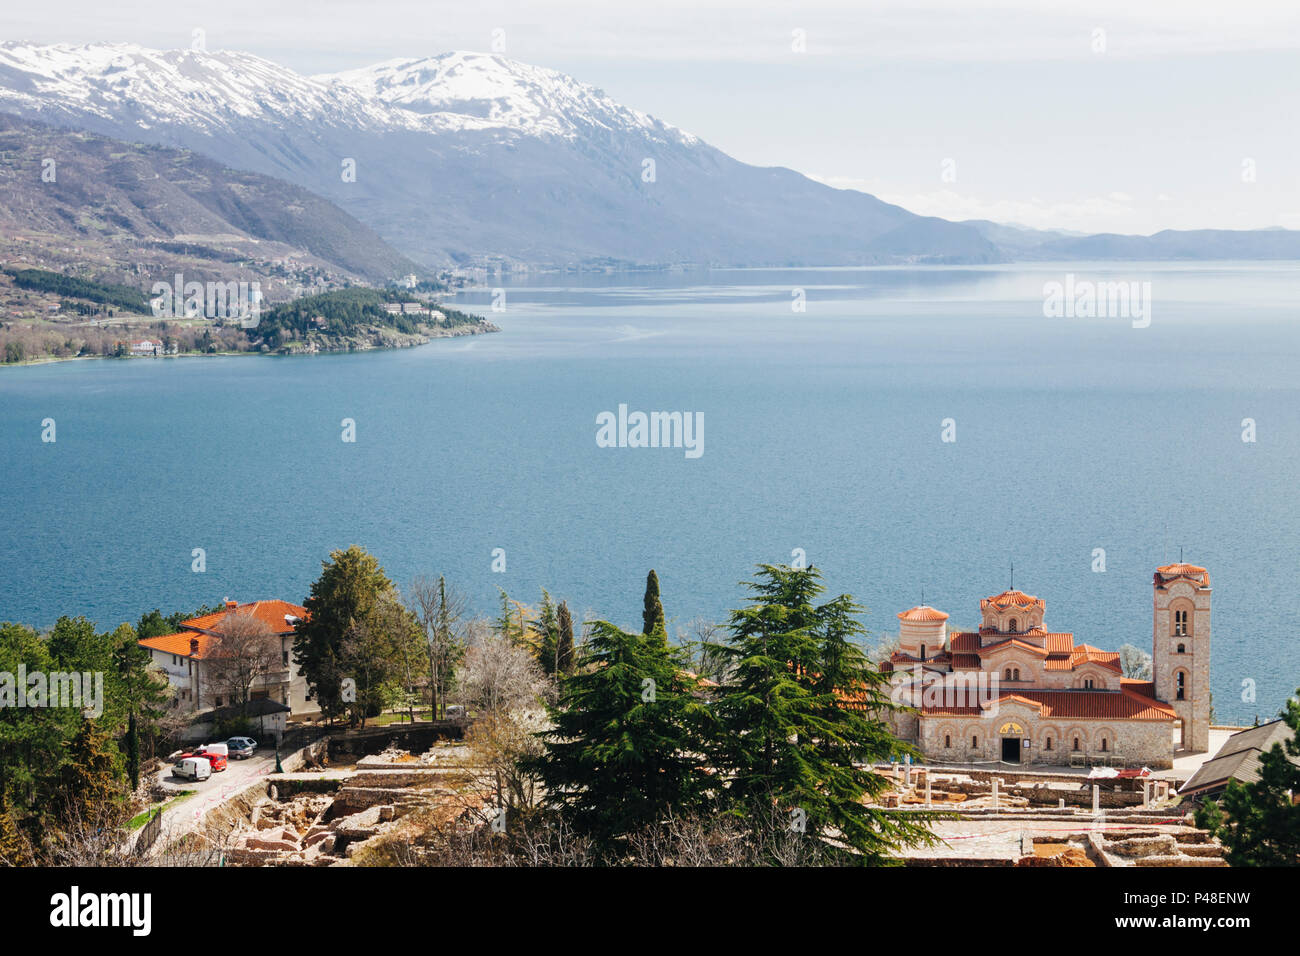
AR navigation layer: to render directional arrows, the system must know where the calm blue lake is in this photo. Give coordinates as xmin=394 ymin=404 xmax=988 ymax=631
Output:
xmin=2 ymin=262 xmax=1297 ymax=724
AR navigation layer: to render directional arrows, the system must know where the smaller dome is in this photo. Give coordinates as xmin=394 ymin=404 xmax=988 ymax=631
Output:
xmin=897 ymin=605 xmax=949 ymax=622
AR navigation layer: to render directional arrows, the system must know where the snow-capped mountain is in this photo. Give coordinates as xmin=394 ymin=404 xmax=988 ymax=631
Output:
xmin=0 ymin=41 xmax=1000 ymax=268
xmin=319 ymin=51 xmax=700 ymax=146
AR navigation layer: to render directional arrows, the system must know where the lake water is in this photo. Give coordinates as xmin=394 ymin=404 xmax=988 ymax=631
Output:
xmin=2 ymin=262 xmax=1298 ymax=724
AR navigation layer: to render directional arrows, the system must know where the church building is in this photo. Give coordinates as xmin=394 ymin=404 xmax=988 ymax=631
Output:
xmin=879 ymin=564 xmax=1211 ymax=770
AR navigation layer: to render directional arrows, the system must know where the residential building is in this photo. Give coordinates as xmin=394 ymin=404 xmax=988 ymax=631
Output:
xmin=137 ymin=599 xmax=318 ymax=717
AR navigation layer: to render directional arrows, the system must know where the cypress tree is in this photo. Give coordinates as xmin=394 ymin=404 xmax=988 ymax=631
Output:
xmin=125 ymin=712 xmax=140 ymax=793
xmin=534 ymin=590 xmax=560 ymax=675
xmin=556 ymin=601 xmax=576 ymax=676
xmin=642 ymin=569 xmax=666 ymax=641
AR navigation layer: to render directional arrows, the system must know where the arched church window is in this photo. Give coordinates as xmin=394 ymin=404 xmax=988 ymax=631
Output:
xmin=944 ymin=735 xmax=951 ymax=748
xmin=1008 ymin=618 xmax=1018 ymax=633
xmin=1013 ymin=668 xmax=1021 ymax=681
xmin=1045 ymin=737 xmax=1053 ymax=751
xmin=1177 ymin=643 xmax=1186 ymax=654
xmin=1174 ymin=608 xmax=1189 ymax=636
xmin=1072 ymin=737 xmax=1080 ymax=751
xmin=1100 ymin=738 xmax=1109 ymax=752
xmin=1004 ymin=668 xmax=1012 ymax=681
xmin=1176 ymin=671 xmax=1186 ymax=701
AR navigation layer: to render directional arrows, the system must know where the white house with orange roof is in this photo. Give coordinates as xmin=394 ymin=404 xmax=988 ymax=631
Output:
xmin=137 ymin=599 xmax=319 ymax=717
xmin=880 ymin=563 xmax=1211 ymax=770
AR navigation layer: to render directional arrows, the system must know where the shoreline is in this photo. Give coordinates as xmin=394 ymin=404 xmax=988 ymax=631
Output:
xmin=0 ymin=319 xmax=500 ymax=370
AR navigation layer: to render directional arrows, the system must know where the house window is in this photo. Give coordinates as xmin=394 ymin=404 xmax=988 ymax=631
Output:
xmin=1174 ymin=609 xmax=1189 ymax=636
xmin=283 ymin=650 xmax=290 ymax=666
xmin=1176 ymin=671 xmax=1186 ymax=701
xmin=172 ymin=655 xmax=179 ymax=666
xmin=215 ymin=696 xmax=223 ymax=707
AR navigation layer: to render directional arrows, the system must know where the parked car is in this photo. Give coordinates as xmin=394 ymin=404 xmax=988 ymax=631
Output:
xmin=173 ymin=756 xmax=212 ymax=781
xmin=181 ymin=749 xmax=227 ymax=772
xmin=201 ymin=742 xmax=229 ymax=759
xmin=445 ymin=705 xmax=466 ymax=720
xmin=226 ymin=737 xmax=257 ymax=759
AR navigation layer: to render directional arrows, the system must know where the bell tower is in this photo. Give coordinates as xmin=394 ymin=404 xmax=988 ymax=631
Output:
xmin=1152 ymin=563 xmax=1211 ymax=752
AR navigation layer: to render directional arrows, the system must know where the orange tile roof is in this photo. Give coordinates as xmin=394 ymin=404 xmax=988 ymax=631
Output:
xmin=1155 ymin=564 xmax=1210 ymax=587
xmin=897 ymin=605 xmax=949 ymax=622
xmin=922 ymin=685 xmax=1176 ymax=721
xmin=182 ymin=599 xmax=307 ymax=636
xmin=1042 ymin=632 xmax=1075 ymax=654
xmin=137 ymin=599 xmax=306 ymax=659
xmin=1070 ymin=645 xmax=1123 ymax=673
xmin=138 ymin=630 xmax=216 ymax=659
xmin=978 ymin=638 xmax=1048 ymax=658
xmin=980 ymin=589 xmax=1044 ymax=611
xmin=949 ymin=631 xmax=981 ymax=652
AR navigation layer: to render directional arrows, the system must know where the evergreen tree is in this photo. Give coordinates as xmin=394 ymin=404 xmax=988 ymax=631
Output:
xmin=293 ymin=545 xmax=398 ymax=721
xmin=56 ymin=718 xmax=126 ymax=826
xmin=642 ymin=569 xmax=666 ymax=641
xmin=556 ymin=601 xmax=576 ymax=676
xmin=534 ymin=620 xmax=711 ymax=853
xmin=1196 ymin=691 xmax=1300 ymax=866
xmin=711 ymin=564 xmax=935 ymax=864
xmin=124 ymin=712 xmax=140 ymax=793
xmin=533 ymin=590 xmax=561 ymax=675
xmin=493 ymin=589 xmax=529 ymax=648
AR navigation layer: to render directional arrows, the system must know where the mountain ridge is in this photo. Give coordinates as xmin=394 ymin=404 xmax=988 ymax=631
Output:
xmin=1 ymin=42 xmax=1297 ymax=268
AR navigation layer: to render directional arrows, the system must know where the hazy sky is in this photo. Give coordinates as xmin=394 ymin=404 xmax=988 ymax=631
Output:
xmin=7 ymin=0 xmax=1299 ymax=234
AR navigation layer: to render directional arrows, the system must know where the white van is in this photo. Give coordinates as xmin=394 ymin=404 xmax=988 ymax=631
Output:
xmin=174 ymin=756 xmax=212 ymax=781
xmin=201 ymin=743 xmax=229 ymax=759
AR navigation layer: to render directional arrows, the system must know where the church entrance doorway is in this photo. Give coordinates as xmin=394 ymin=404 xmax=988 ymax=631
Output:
xmin=999 ymin=722 xmax=1024 ymax=764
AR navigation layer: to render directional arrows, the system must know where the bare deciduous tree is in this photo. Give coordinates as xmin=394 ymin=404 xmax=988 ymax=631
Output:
xmin=408 ymin=575 xmax=469 ymax=720
xmin=205 ymin=610 xmax=283 ymax=716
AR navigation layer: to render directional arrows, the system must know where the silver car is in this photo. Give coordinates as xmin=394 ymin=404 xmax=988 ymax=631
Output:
xmin=225 ymin=736 xmax=257 ymax=759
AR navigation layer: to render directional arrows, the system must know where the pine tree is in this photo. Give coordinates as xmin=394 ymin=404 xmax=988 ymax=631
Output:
xmin=1196 ymin=691 xmax=1300 ymax=866
xmin=556 ymin=601 xmax=576 ymax=676
xmin=642 ymin=569 xmax=666 ymax=642
xmin=711 ymin=564 xmax=936 ymax=864
xmin=534 ymin=620 xmax=711 ymax=854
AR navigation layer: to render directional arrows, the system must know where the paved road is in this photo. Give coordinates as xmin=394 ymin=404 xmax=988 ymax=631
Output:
xmin=142 ymin=750 xmax=280 ymax=856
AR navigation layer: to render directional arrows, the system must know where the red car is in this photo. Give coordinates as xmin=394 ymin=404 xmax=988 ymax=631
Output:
xmin=180 ymin=750 xmax=228 ymax=772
